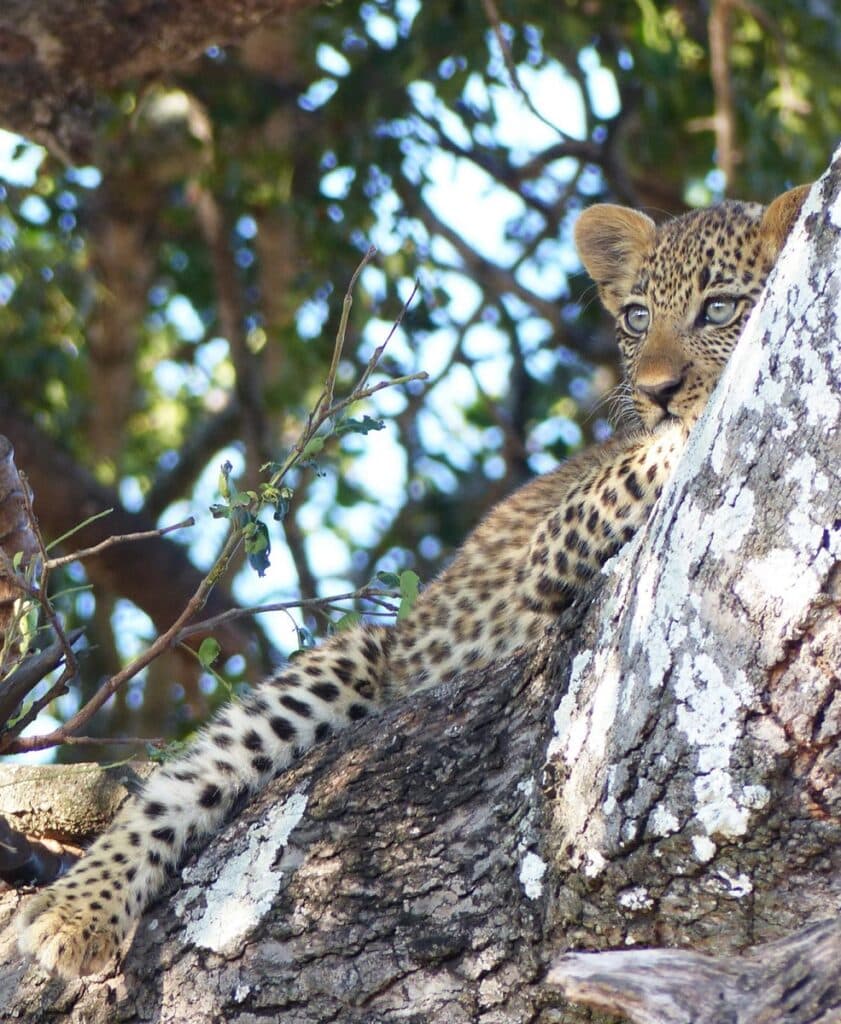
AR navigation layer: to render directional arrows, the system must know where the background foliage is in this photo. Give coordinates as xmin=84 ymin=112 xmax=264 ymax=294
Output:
xmin=0 ymin=0 xmax=838 ymax=757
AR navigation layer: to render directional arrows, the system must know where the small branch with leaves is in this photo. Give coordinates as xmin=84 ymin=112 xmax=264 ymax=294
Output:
xmin=0 ymin=249 xmax=427 ymax=756
xmin=0 ymin=496 xmax=196 ymax=755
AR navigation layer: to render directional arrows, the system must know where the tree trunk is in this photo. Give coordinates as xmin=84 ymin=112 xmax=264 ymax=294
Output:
xmin=1 ymin=158 xmax=839 ymax=1023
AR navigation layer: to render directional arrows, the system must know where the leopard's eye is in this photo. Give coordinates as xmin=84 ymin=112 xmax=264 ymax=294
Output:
xmin=702 ymin=296 xmax=739 ymax=325
xmin=622 ymin=304 xmax=650 ymax=335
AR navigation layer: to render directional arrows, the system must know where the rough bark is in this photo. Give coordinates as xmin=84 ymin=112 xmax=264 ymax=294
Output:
xmin=0 ymin=161 xmax=838 ymax=1022
xmin=0 ymin=0 xmax=319 ymax=161
xmin=0 ymin=435 xmax=39 ymax=647
xmin=547 ymin=918 xmax=841 ymax=1024
xmin=0 ymin=763 xmax=154 ymax=843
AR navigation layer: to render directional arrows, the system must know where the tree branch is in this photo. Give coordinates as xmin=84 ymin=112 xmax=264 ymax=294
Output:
xmin=0 ymin=398 xmax=257 ymax=656
xmin=706 ymin=0 xmax=739 ymax=185
xmin=547 ymin=920 xmax=841 ymax=1024
xmin=43 ymin=517 xmax=195 ymax=572
xmin=0 ymin=0 xmax=323 ymax=160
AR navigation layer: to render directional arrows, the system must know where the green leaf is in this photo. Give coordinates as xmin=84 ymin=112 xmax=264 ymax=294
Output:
xmin=198 ymin=637 xmax=221 ymax=668
xmin=333 ymin=611 xmax=362 ymax=633
xmin=244 ymin=519 xmax=271 ymax=576
xmin=300 ymin=436 xmax=325 ymax=460
xmin=376 ymin=570 xmax=400 ymax=588
xmin=336 ymin=414 xmax=385 ymax=436
xmin=397 ymin=569 xmax=420 ymax=621
xmin=209 ymin=504 xmax=231 ymax=519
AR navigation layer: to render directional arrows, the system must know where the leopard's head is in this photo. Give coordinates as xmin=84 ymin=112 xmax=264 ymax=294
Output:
xmin=575 ymin=184 xmax=810 ymax=430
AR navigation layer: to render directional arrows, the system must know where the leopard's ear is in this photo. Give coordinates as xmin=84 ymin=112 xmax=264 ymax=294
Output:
xmin=760 ymin=184 xmax=811 ymax=260
xmin=574 ymin=204 xmax=656 ymax=314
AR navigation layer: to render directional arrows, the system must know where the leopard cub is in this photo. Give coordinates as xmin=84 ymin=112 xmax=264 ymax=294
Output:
xmin=18 ymin=184 xmax=808 ymax=977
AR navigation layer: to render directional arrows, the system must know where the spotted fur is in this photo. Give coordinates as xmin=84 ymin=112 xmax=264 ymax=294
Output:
xmin=17 ymin=185 xmax=809 ymax=977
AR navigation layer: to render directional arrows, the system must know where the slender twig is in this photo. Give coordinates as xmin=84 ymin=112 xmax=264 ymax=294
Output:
xmin=266 ymin=259 xmax=426 ymax=491
xmin=0 ymin=630 xmax=84 ymax=732
xmin=45 ymin=507 xmax=114 ymax=552
xmin=481 ymin=0 xmax=568 ymax=140
xmin=0 ymin=666 xmax=77 ymax=752
xmin=43 ymin=517 xmax=195 ymax=571
xmin=175 ymin=587 xmax=400 ymax=644
xmin=355 ymin=281 xmax=420 ymax=396
xmin=7 ymin=731 xmax=167 ymax=754
xmin=321 ymin=245 xmax=378 ymax=415
xmin=42 ymin=528 xmax=243 ymax=746
xmin=60 ymin=734 xmax=166 ymax=747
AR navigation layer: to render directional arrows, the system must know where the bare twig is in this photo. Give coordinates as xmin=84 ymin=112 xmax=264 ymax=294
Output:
xmin=37 ymin=734 xmax=166 ymax=748
xmin=6 ymin=732 xmax=166 ymax=755
xmin=355 ymin=281 xmax=420 ymax=396
xmin=480 ymin=0 xmax=568 ymax=141
xmin=43 ymin=517 xmax=196 ymax=571
xmin=266 ymin=255 xmax=426 ymax=492
xmin=15 ymin=527 xmax=244 ymax=753
xmin=0 ymin=481 xmax=208 ymax=753
xmin=45 ymin=506 xmax=114 ymax=551
xmin=175 ymin=586 xmax=400 ymax=645
xmin=321 ymin=245 xmax=378 ymax=414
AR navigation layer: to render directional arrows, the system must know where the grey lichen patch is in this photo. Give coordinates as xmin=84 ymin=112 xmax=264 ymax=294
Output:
xmin=173 ymin=790 xmax=308 ymax=957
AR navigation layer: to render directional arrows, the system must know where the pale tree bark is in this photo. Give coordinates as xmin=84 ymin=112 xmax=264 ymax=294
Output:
xmin=1 ymin=158 xmax=839 ymax=1021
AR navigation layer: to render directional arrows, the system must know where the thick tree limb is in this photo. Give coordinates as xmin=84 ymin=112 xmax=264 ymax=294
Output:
xmin=0 ymin=643 xmax=566 ymax=1022
xmin=0 ymin=817 xmax=80 ymax=888
xmin=0 ymin=762 xmax=155 ymax=843
xmin=547 ymin=919 xmax=841 ymax=1024
xmin=0 ymin=0 xmax=319 ymax=160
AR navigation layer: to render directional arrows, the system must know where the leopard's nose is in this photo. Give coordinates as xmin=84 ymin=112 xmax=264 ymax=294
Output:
xmin=637 ymin=375 xmax=684 ymax=412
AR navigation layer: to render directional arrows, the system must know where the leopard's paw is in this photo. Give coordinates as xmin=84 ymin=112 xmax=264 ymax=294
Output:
xmin=18 ymin=890 xmax=123 ymax=978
